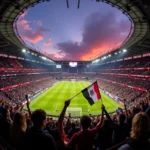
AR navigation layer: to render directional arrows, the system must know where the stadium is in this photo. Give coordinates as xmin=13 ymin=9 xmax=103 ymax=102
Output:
xmin=0 ymin=0 xmax=150 ymax=150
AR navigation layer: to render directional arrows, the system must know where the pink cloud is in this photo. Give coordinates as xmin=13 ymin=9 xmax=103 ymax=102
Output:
xmin=44 ymin=39 xmax=52 ymax=46
xmin=56 ymin=11 xmax=131 ymax=61
xmin=17 ymin=19 xmax=32 ymax=31
xmin=42 ymin=48 xmax=49 ymax=54
xmin=17 ymin=16 xmax=50 ymax=43
xmin=23 ymin=32 xmax=43 ymax=43
xmin=22 ymin=27 xmax=50 ymax=43
xmin=48 ymin=52 xmax=65 ymax=59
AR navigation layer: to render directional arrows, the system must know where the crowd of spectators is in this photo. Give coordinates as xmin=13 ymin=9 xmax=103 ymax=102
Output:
xmin=0 ymin=56 xmax=150 ymax=149
xmin=86 ymin=75 xmax=149 ymax=105
xmin=4 ymin=79 xmax=56 ymax=103
xmin=99 ymin=70 xmax=150 ymax=75
xmin=98 ymin=57 xmax=150 ymax=70
xmin=0 ymin=57 xmax=53 ymax=69
xmin=0 ymin=74 xmax=52 ymax=89
xmin=0 ymin=92 xmax=150 ymax=150
xmin=97 ymin=80 xmax=145 ymax=102
xmin=97 ymin=75 xmax=150 ymax=91
xmin=0 ymin=75 xmax=149 ymax=150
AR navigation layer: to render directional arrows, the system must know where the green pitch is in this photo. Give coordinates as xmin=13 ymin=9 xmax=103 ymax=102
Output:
xmin=25 ymin=81 xmax=122 ymax=116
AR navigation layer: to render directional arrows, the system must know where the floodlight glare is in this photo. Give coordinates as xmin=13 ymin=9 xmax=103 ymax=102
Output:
xmin=22 ymin=49 xmax=26 ymax=53
xmin=95 ymin=59 xmax=100 ymax=62
xmin=123 ymin=49 xmax=127 ymax=52
xmin=108 ymin=54 xmax=111 ymax=57
xmin=42 ymin=56 xmax=47 ymax=60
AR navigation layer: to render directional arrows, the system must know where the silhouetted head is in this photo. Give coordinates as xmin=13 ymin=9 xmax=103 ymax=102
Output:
xmin=31 ymin=109 xmax=47 ymax=129
xmin=80 ymin=115 xmax=91 ymax=129
xmin=118 ymin=114 xmax=126 ymax=124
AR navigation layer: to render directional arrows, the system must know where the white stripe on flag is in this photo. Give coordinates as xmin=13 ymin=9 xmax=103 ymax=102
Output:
xmin=87 ymin=85 xmax=98 ymax=103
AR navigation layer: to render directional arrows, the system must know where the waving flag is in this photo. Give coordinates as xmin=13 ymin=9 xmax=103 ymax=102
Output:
xmin=82 ymin=81 xmax=101 ymax=105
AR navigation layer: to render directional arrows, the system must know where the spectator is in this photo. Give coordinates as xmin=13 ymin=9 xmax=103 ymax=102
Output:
xmin=0 ymin=107 xmax=12 ymax=142
xmin=10 ymin=112 xmax=27 ymax=150
xmin=58 ymin=100 xmax=105 ymax=150
xmin=25 ymin=109 xmax=57 ymax=150
xmin=119 ymin=112 xmax=150 ymax=150
xmin=95 ymin=119 xmax=113 ymax=150
xmin=112 ymin=113 xmax=129 ymax=144
xmin=68 ymin=122 xmax=80 ymax=139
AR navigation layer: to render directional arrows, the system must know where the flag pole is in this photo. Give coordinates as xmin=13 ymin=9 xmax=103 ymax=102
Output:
xmin=70 ymin=91 xmax=82 ymax=100
xmin=100 ymin=96 xmax=103 ymax=105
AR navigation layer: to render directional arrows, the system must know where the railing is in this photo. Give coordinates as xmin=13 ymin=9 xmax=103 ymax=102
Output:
xmin=106 ymin=139 xmax=128 ymax=150
xmin=0 ymin=137 xmax=15 ymax=150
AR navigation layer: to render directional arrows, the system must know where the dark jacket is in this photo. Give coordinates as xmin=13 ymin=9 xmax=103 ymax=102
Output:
xmin=25 ymin=126 xmax=57 ymax=150
xmin=119 ymin=138 xmax=150 ymax=150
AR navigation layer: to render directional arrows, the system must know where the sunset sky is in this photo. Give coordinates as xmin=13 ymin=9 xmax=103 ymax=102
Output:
xmin=17 ymin=0 xmax=131 ymax=61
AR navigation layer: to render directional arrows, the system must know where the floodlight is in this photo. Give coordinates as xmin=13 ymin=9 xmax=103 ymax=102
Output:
xmin=22 ymin=49 xmax=26 ymax=53
xmin=123 ymin=49 xmax=127 ymax=52
xmin=42 ymin=56 xmax=46 ymax=60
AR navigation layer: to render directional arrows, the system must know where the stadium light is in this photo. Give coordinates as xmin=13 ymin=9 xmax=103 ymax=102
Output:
xmin=95 ymin=59 xmax=100 ymax=62
xmin=108 ymin=54 xmax=111 ymax=57
xmin=102 ymin=56 xmax=106 ymax=60
xmin=41 ymin=56 xmax=47 ymax=60
xmin=115 ymin=52 xmax=118 ymax=55
xmin=123 ymin=49 xmax=127 ymax=52
xmin=22 ymin=49 xmax=26 ymax=53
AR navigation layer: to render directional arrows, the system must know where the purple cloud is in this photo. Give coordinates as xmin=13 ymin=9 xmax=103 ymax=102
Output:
xmin=56 ymin=11 xmax=131 ymax=61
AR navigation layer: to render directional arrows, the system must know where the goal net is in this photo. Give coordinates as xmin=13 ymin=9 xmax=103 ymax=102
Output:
xmin=66 ymin=107 xmax=82 ymax=117
xmin=71 ymin=79 xmax=76 ymax=82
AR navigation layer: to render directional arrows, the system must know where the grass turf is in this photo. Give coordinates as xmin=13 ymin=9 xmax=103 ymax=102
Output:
xmin=24 ymin=81 xmax=122 ymax=116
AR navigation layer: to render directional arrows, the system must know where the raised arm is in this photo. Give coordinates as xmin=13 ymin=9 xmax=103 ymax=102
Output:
xmin=26 ymin=101 xmax=32 ymax=118
xmin=95 ymin=104 xmax=105 ymax=130
xmin=104 ymin=107 xmax=117 ymax=128
xmin=19 ymin=104 xmax=24 ymax=112
xmin=58 ymin=100 xmax=71 ymax=140
xmin=105 ymin=108 xmax=112 ymax=121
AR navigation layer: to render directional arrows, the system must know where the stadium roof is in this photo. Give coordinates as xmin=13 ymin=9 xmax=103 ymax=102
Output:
xmin=0 ymin=0 xmax=150 ymax=62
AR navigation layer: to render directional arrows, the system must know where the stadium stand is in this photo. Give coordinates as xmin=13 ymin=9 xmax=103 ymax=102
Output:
xmin=0 ymin=56 xmax=150 ymax=150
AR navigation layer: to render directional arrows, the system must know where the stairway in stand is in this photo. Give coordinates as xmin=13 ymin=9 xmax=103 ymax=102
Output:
xmin=15 ymin=60 xmax=23 ymax=68
xmin=9 ymin=59 xmax=21 ymax=68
